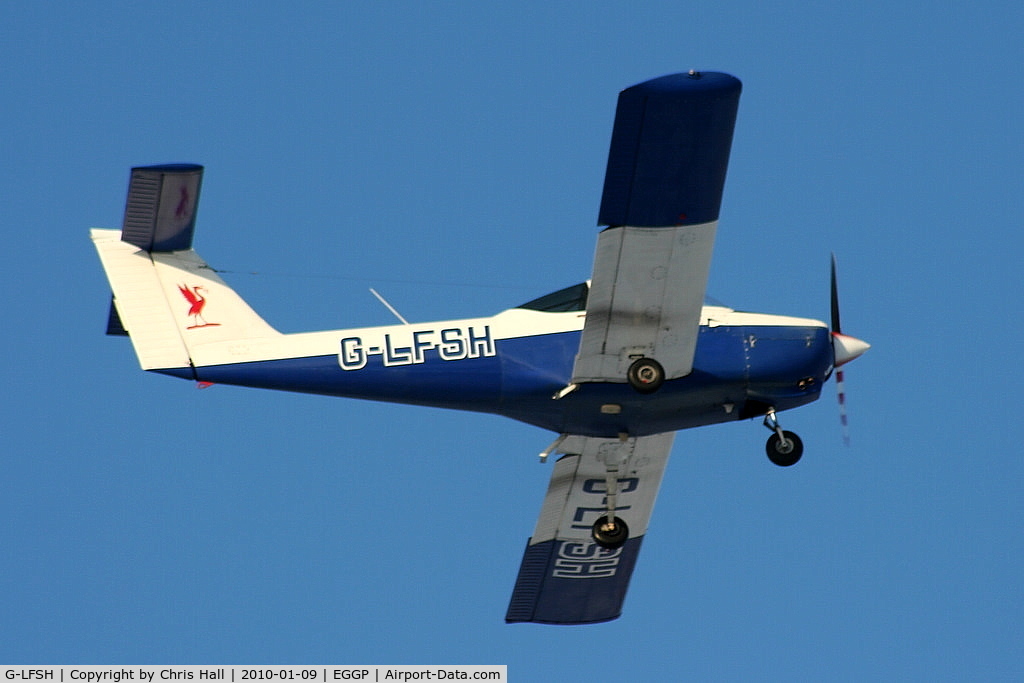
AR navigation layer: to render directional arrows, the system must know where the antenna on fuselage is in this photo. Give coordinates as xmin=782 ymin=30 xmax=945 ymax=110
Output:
xmin=369 ymin=288 xmax=410 ymax=325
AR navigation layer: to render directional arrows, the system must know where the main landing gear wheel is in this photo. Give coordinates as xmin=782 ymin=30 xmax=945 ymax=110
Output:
xmin=592 ymin=515 xmax=629 ymax=549
xmin=766 ymin=430 xmax=803 ymax=467
xmin=627 ymin=357 xmax=665 ymax=394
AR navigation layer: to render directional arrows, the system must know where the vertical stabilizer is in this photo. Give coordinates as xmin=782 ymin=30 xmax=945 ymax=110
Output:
xmin=93 ymin=164 xmax=280 ymax=375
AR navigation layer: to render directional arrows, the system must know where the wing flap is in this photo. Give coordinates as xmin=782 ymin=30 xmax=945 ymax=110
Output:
xmin=506 ymin=433 xmax=673 ymax=624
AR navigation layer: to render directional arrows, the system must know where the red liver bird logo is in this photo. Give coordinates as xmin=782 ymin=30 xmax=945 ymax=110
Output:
xmin=178 ymin=284 xmax=220 ymax=329
xmin=174 ymin=184 xmax=191 ymax=220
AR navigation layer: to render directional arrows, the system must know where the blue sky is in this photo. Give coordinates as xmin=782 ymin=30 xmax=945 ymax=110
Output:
xmin=3 ymin=1 xmax=1022 ymax=678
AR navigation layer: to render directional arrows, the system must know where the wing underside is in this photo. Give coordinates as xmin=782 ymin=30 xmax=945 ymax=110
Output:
xmin=509 ymin=72 xmax=741 ymax=624
xmin=572 ymin=222 xmax=717 ymax=382
xmin=572 ymin=72 xmax=741 ymax=385
xmin=506 ymin=433 xmax=673 ymax=624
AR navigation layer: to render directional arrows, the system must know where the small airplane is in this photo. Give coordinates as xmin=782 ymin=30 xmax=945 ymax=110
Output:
xmin=91 ymin=71 xmax=868 ymax=625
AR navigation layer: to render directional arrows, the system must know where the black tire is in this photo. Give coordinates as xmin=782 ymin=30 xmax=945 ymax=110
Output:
xmin=592 ymin=515 xmax=629 ymax=549
xmin=627 ymin=357 xmax=665 ymax=393
xmin=766 ymin=431 xmax=803 ymax=467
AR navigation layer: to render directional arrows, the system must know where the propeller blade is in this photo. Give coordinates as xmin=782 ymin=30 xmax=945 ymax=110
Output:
xmin=830 ymin=254 xmax=870 ymax=367
xmin=829 ymin=254 xmax=869 ymax=446
xmin=830 ymin=252 xmax=841 ymax=334
xmin=835 ymin=368 xmax=850 ymax=446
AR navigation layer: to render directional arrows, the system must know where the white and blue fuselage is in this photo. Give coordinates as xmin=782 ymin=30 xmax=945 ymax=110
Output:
xmin=154 ymin=285 xmax=833 ymax=438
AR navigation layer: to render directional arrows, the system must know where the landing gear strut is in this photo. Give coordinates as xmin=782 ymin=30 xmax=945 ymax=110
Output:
xmin=590 ymin=436 xmax=632 ymax=550
xmin=763 ymin=408 xmax=803 ymax=467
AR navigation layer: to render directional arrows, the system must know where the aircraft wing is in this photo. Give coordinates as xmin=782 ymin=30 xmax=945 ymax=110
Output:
xmin=572 ymin=72 xmax=741 ymax=384
xmin=505 ymin=433 xmax=673 ymax=624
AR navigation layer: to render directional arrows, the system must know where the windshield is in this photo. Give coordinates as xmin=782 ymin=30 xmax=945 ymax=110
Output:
xmin=517 ymin=282 xmax=589 ymax=312
xmin=517 ymin=282 xmax=728 ymax=313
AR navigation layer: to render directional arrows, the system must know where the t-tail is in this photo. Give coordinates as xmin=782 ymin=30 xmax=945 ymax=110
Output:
xmin=92 ymin=164 xmax=280 ymax=380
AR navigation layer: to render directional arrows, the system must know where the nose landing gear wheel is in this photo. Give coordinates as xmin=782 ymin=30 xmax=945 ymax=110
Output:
xmin=627 ymin=357 xmax=665 ymax=393
xmin=766 ymin=430 xmax=803 ymax=467
xmin=592 ymin=515 xmax=629 ymax=549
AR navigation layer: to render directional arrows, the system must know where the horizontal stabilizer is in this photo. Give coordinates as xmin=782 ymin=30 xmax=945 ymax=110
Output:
xmin=121 ymin=164 xmax=203 ymax=252
xmin=598 ymin=72 xmax=741 ymax=227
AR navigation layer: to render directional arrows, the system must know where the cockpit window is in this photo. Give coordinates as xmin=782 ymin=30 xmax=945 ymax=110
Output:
xmin=517 ymin=283 xmax=725 ymax=313
xmin=517 ymin=282 xmax=589 ymax=312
